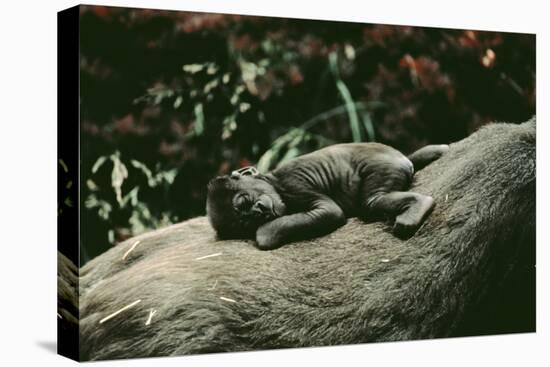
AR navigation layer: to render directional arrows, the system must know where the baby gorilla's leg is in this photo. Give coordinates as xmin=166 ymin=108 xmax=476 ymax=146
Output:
xmin=360 ymin=157 xmax=434 ymax=238
xmin=366 ymin=192 xmax=434 ymax=238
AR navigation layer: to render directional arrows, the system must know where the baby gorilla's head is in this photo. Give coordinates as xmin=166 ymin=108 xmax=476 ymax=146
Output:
xmin=206 ymin=170 xmax=286 ymax=239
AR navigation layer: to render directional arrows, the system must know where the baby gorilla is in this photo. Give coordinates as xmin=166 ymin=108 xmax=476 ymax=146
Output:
xmin=207 ymin=143 xmax=448 ymax=250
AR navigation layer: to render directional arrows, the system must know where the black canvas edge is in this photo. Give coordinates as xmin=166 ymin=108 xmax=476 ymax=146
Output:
xmin=57 ymin=4 xmax=80 ymax=362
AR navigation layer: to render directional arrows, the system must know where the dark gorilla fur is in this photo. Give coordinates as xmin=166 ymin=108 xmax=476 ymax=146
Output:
xmin=66 ymin=118 xmax=534 ymax=361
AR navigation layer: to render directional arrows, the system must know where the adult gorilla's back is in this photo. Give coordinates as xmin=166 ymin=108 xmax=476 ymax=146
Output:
xmin=77 ymin=118 xmax=535 ymax=361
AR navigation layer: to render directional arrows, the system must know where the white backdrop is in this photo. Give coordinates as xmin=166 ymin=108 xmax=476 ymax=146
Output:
xmin=0 ymin=0 xmax=546 ymax=366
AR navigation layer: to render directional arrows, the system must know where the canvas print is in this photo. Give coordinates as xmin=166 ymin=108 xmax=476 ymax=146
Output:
xmin=57 ymin=4 xmax=536 ymax=362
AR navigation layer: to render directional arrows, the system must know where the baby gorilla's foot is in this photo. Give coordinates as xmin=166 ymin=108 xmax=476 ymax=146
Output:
xmin=393 ymin=195 xmax=435 ymax=239
xmin=408 ymin=144 xmax=449 ymax=171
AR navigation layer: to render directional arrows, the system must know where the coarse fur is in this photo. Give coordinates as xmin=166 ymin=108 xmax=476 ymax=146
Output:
xmin=207 ymin=142 xmax=448 ymax=249
xmin=57 ymin=252 xmax=79 ymax=359
xmin=70 ymin=118 xmax=535 ymax=361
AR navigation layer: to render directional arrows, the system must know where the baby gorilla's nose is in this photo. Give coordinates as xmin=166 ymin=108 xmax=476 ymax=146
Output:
xmin=258 ymin=201 xmax=270 ymax=210
xmin=252 ymin=201 xmax=267 ymax=213
xmin=252 ymin=199 xmax=274 ymax=218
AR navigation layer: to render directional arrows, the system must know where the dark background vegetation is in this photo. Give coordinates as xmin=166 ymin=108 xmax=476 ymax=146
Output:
xmin=76 ymin=5 xmax=535 ymax=263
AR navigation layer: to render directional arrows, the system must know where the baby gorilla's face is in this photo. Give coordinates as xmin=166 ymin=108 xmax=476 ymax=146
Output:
xmin=206 ymin=175 xmax=286 ymax=239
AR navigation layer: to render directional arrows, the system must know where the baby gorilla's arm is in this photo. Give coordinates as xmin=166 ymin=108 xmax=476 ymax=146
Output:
xmin=255 ymin=197 xmax=346 ymax=250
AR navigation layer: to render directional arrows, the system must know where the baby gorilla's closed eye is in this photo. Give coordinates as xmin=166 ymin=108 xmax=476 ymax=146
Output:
xmin=233 ymin=193 xmax=253 ymax=212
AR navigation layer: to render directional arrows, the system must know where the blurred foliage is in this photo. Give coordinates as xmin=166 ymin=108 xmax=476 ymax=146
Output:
xmin=58 ymin=159 xmax=73 ymax=215
xmin=84 ymin=151 xmax=177 ymax=250
xmin=78 ymin=5 xmax=535 ymax=262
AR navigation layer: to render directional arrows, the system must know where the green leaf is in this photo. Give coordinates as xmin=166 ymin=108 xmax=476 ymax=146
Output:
xmin=86 ymin=179 xmax=98 ymax=191
xmin=84 ymin=195 xmax=112 ymax=220
xmin=257 ymin=149 xmax=275 ymax=173
xmin=329 ymin=52 xmax=362 ymax=142
xmin=131 ymin=159 xmax=156 ymax=187
xmin=203 ymin=79 xmax=219 ymax=94
xmin=258 ymin=128 xmax=334 ymax=172
xmin=173 ymin=96 xmax=183 ymax=109
xmin=240 ymin=60 xmax=258 ymax=82
xmin=206 ymin=63 xmax=219 ymax=75
xmin=110 ymin=152 xmax=128 ymax=206
xmin=360 ymin=111 xmax=376 ymax=142
xmin=108 ymin=229 xmax=115 ymax=244
xmin=182 ymin=64 xmax=205 ymax=73
xmin=92 ymin=156 xmax=107 ymax=174
xmin=194 ymin=103 xmax=205 ymax=136
xmin=119 ymin=186 xmax=140 ymax=208
xmin=59 ymin=159 xmax=68 ymax=173
xmin=336 ymin=80 xmax=361 ymax=142
xmin=257 ymin=128 xmax=302 ymax=172
xmin=159 ymin=169 xmax=177 ymax=185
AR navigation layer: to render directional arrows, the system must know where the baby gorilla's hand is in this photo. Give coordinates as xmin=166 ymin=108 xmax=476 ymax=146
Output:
xmin=255 ymin=223 xmax=282 ymax=250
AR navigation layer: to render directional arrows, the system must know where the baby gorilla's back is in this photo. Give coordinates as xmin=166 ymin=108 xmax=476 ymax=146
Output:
xmin=271 ymin=143 xmax=415 ymax=216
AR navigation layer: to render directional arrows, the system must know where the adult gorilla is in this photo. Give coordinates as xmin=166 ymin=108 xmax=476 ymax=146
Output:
xmin=60 ymin=118 xmax=535 ymax=361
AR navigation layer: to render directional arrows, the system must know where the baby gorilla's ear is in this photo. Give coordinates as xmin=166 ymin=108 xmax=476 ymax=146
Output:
xmin=207 ymin=175 xmax=231 ymax=189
